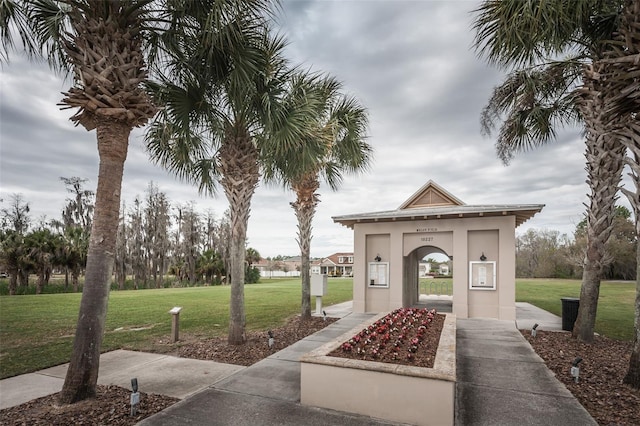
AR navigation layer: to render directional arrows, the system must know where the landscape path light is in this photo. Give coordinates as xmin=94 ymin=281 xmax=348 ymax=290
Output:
xmin=130 ymin=378 xmax=140 ymax=416
xmin=571 ymin=357 xmax=583 ymax=383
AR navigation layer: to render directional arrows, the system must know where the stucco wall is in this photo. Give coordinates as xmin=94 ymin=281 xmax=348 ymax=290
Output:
xmin=352 ymin=215 xmax=517 ymax=320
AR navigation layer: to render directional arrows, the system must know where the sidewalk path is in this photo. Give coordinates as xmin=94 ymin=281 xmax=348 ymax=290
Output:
xmin=455 ymin=317 xmax=596 ymax=426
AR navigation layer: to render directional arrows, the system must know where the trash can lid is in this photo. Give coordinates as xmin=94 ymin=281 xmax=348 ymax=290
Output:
xmin=560 ymin=297 xmax=580 ymax=301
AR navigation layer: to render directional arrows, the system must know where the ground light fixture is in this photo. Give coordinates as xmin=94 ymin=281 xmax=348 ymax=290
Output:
xmin=532 ymin=323 xmax=539 ymax=337
xmin=571 ymin=357 xmax=583 ymax=383
xmin=323 ymin=310 xmax=327 ymax=322
xmin=268 ymin=330 xmax=274 ymax=349
xmin=130 ymin=378 xmax=140 ymax=416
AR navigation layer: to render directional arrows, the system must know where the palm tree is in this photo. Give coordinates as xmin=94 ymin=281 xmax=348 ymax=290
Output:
xmin=146 ymin=25 xmax=317 ymax=344
xmin=1 ymin=0 xmax=270 ymax=403
xmin=198 ymin=249 xmax=225 ymax=285
xmin=59 ymin=226 xmax=88 ymax=292
xmin=472 ymin=0 xmax=625 ymax=343
xmin=263 ymin=72 xmax=371 ymax=319
xmin=24 ymin=228 xmax=60 ymax=294
xmin=0 ymin=230 xmax=25 ymax=295
xmin=246 ymin=247 xmax=261 ymax=267
xmin=599 ymin=0 xmax=640 ymax=389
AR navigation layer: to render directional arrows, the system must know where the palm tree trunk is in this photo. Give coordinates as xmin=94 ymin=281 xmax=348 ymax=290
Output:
xmin=58 ymin=121 xmax=130 ymax=404
xmin=292 ymin=174 xmax=320 ymax=319
xmin=624 ymin=244 xmax=640 ymax=388
xmin=616 ymin=0 xmax=640 ymax=390
xmin=8 ymin=271 xmax=17 ymax=296
xmin=220 ymin=127 xmax=259 ymax=345
xmin=36 ymin=271 xmax=44 ymax=294
xmin=621 ymin=137 xmax=640 ymax=389
xmin=573 ymin=64 xmax=626 ymax=343
xmin=72 ymin=267 xmax=80 ymax=293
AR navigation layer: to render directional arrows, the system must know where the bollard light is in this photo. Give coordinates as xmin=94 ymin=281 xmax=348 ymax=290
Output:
xmin=268 ymin=330 xmax=274 ymax=349
xmin=532 ymin=323 xmax=539 ymax=338
xmin=570 ymin=357 xmax=582 ymax=383
xmin=322 ymin=310 xmax=327 ymax=322
xmin=130 ymin=378 xmax=140 ymax=416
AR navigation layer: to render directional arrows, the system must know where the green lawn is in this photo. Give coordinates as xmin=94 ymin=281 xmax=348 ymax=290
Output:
xmin=0 ymin=278 xmax=352 ymax=379
xmin=1 ymin=277 xmax=635 ymax=379
xmin=516 ymin=279 xmax=635 ymax=341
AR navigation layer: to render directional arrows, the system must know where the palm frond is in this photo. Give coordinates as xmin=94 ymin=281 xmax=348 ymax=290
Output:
xmin=0 ymin=0 xmax=35 ymax=61
xmin=472 ymin=0 xmax=616 ymax=68
xmin=481 ymin=61 xmax=583 ymax=164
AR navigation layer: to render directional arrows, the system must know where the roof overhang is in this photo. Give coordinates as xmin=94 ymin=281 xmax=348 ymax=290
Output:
xmin=333 ymin=204 xmax=545 ymax=229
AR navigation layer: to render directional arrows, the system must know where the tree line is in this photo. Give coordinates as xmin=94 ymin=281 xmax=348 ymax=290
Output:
xmin=516 ymin=206 xmax=636 ymax=280
xmin=4 ymin=179 xmax=635 ymax=294
xmin=0 ymin=179 xmax=264 ymax=295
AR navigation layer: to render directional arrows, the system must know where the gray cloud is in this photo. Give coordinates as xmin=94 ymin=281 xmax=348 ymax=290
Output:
xmin=0 ymin=1 xmax=623 ymax=258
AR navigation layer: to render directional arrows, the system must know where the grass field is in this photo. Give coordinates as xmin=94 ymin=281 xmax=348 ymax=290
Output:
xmin=515 ymin=279 xmax=635 ymax=341
xmin=0 ymin=278 xmax=352 ymax=379
xmin=0 ymin=277 xmax=635 ymax=379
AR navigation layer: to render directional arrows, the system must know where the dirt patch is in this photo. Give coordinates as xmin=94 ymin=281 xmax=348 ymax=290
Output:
xmin=522 ymin=329 xmax=640 ymax=426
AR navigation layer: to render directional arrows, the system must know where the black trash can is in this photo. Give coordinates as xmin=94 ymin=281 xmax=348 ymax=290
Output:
xmin=561 ymin=297 xmax=580 ymax=331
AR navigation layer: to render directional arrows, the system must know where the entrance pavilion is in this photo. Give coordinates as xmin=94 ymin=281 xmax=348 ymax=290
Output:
xmin=332 ymin=180 xmax=543 ymax=320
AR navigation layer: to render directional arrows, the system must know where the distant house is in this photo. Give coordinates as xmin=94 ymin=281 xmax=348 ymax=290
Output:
xmin=419 ymin=261 xmax=451 ymax=277
xmin=311 ymin=252 xmax=354 ymax=277
xmin=252 ymin=256 xmax=302 ymax=277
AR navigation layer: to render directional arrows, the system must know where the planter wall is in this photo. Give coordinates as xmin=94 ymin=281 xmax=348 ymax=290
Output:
xmin=300 ymin=313 xmax=456 ymax=426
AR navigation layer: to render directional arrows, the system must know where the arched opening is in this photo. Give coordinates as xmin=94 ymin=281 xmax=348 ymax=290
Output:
xmin=404 ymin=245 xmax=453 ymax=313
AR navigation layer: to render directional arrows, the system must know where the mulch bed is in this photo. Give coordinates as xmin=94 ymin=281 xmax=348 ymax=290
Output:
xmin=522 ymin=329 xmax=640 ymax=426
xmin=0 ymin=385 xmax=178 ymax=426
xmin=175 ymin=316 xmax=338 ymax=365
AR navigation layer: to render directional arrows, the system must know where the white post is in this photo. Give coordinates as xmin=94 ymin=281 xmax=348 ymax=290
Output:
xmin=169 ymin=307 xmax=182 ymax=343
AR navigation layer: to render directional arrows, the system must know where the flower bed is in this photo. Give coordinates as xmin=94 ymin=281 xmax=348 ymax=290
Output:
xmin=329 ymin=308 xmax=443 ymax=368
xmin=300 ymin=310 xmax=456 ymax=426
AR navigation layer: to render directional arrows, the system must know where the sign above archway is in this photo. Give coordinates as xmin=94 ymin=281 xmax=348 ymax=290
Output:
xmin=332 ymin=180 xmax=544 ymax=320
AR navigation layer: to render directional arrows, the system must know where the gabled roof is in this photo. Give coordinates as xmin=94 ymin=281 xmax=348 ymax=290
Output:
xmin=399 ymin=180 xmax=465 ymax=209
xmin=333 ymin=181 xmax=543 ymax=229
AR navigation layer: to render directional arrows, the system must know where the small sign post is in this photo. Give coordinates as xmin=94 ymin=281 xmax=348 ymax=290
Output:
xmin=169 ymin=307 xmax=182 ymax=343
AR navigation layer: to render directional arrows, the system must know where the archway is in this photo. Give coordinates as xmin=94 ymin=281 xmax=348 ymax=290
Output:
xmin=403 ymin=245 xmax=453 ymax=312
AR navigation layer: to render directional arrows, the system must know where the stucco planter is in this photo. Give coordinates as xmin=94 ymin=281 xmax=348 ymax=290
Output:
xmin=300 ymin=312 xmax=456 ymax=426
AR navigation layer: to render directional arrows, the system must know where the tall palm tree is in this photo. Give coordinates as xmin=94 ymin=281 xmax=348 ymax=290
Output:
xmin=146 ymin=25 xmax=317 ymax=344
xmin=1 ymin=0 xmax=270 ymax=403
xmin=600 ymin=0 xmax=640 ymax=389
xmin=263 ymin=72 xmax=371 ymax=319
xmin=472 ymin=0 xmax=624 ymax=343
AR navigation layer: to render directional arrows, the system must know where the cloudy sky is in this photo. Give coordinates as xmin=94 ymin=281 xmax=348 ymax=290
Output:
xmin=0 ymin=1 xmax=614 ymax=258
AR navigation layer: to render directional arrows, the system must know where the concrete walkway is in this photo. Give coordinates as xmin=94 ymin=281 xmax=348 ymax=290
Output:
xmin=0 ymin=301 xmax=597 ymax=425
xmin=455 ymin=318 xmax=596 ymax=426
